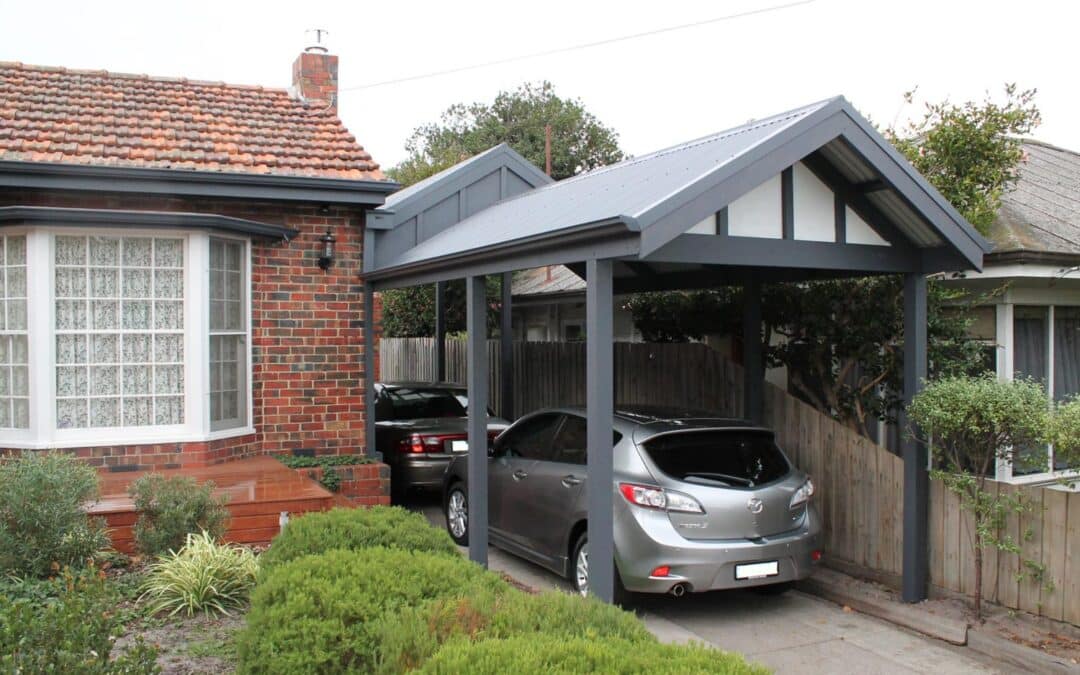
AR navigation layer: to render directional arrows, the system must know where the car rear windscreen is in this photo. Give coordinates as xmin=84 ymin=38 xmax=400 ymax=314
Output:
xmin=643 ymin=430 xmax=790 ymax=487
xmin=385 ymin=388 xmax=467 ymax=419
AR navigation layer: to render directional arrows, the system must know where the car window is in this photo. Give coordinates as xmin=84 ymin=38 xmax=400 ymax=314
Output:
xmin=374 ymin=392 xmax=394 ymax=421
xmin=451 ymin=390 xmax=497 ymax=417
xmin=551 ymin=415 xmax=623 ymax=465
xmin=498 ymin=413 xmax=561 ymax=461
xmin=643 ymin=430 xmax=790 ymax=487
xmin=383 ymin=387 xmax=467 ymax=420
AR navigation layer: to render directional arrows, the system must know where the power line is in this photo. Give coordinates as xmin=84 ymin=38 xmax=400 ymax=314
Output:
xmin=340 ymin=0 xmax=816 ymax=92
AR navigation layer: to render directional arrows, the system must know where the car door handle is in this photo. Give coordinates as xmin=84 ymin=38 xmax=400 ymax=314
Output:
xmin=561 ymin=475 xmax=582 ymax=487
xmin=512 ymin=469 xmax=529 ymax=481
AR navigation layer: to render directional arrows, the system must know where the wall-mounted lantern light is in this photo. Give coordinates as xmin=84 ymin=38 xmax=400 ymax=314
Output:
xmin=318 ymin=229 xmax=336 ymax=270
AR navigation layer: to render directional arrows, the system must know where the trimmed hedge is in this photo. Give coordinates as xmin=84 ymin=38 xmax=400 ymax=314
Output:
xmin=258 ymin=506 xmax=457 ymax=573
xmin=417 ymin=635 xmax=769 ymax=675
xmin=275 ymin=454 xmax=374 ymax=469
xmin=236 ymin=547 xmax=506 ymax=674
xmin=375 ymin=587 xmax=654 ymax=674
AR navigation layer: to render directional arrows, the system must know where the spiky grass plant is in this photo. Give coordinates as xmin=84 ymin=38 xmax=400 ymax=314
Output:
xmin=139 ymin=531 xmax=257 ymax=617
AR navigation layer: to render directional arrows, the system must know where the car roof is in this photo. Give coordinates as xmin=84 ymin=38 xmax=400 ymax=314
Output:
xmin=378 ymin=381 xmax=465 ymax=390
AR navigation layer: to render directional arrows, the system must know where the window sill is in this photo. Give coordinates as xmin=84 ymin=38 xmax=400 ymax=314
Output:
xmin=1 ymin=426 xmax=256 ymax=450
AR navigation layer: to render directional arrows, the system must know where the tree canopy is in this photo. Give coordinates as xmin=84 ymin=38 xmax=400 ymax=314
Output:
xmin=387 ymin=81 xmax=625 ymax=186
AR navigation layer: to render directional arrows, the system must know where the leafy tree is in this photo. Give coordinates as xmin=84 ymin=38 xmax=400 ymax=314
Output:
xmin=382 ymin=82 xmax=626 ymax=338
xmin=628 ymin=86 xmax=1039 ymax=433
xmin=906 ymin=375 xmax=1051 ymax=621
xmin=380 ymin=277 xmax=503 ymax=338
xmin=388 ymin=81 xmax=625 ymax=185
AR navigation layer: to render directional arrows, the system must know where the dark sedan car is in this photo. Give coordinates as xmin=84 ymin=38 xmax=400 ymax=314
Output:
xmin=375 ymin=382 xmax=510 ymax=501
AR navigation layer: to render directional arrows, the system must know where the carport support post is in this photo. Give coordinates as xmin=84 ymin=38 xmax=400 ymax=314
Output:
xmin=586 ymin=258 xmax=615 ymax=603
xmin=466 ymin=275 xmax=489 ymax=567
xmin=434 ymin=281 xmax=447 ymax=382
xmin=500 ymin=272 xmax=514 ymax=419
xmin=742 ymin=279 xmax=764 ymax=423
xmin=364 ymin=283 xmax=378 ymax=460
xmin=901 ymin=272 xmax=928 ymax=602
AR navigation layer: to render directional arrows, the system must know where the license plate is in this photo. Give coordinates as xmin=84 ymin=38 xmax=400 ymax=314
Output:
xmin=735 ymin=561 xmax=779 ymax=580
xmin=450 ymin=440 xmax=469 ymax=453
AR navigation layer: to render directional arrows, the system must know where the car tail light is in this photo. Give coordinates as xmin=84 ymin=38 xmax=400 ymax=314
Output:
xmin=618 ymin=483 xmax=704 ymax=514
xmin=398 ymin=433 xmax=467 ymax=454
xmin=789 ymin=478 xmax=815 ymax=509
xmin=651 ymin=565 xmax=671 ymax=577
xmin=811 ymin=550 xmax=823 ymax=562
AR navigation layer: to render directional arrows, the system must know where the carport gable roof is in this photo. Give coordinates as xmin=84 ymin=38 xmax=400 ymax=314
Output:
xmin=365 ymin=96 xmax=991 ymax=288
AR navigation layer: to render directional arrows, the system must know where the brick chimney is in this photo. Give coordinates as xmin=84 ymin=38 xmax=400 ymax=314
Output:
xmin=292 ymin=33 xmax=338 ymax=112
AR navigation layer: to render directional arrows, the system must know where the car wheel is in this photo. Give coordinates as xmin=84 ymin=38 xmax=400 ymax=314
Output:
xmin=753 ymin=581 xmax=793 ymax=595
xmin=570 ymin=533 xmax=629 ymax=605
xmin=445 ymin=484 xmax=469 ymax=546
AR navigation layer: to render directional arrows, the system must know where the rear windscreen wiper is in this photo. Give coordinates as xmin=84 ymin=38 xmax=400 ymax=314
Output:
xmin=682 ymin=472 xmax=753 ymax=487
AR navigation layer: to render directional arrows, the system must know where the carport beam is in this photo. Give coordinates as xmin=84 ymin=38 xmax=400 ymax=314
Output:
xmin=435 ymin=281 xmax=447 ymax=381
xmin=901 ymin=273 xmax=929 ymax=602
xmin=586 ymin=258 xmax=616 ymax=603
xmin=364 ymin=282 xmax=378 ymax=459
xmin=743 ymin=279 xmax=764 ymax=423
xmin=466 ymin=275 xmax=489 ymax=567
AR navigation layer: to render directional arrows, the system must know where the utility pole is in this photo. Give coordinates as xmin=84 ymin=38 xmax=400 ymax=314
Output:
xmin=544 ymin=124 xmax=552 ymax=177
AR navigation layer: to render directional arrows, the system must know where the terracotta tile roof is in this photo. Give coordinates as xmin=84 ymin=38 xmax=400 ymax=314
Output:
xmin=0 ymin=62 xmax=384 ymax=180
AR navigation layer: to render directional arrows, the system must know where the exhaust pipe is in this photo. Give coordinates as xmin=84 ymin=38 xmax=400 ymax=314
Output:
xmin=669 ymin=583 xmax=687 ymax=598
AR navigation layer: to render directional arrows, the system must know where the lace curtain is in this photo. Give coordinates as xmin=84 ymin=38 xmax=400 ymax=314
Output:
xmin=54 ymin=236 xmax=185 ymax=429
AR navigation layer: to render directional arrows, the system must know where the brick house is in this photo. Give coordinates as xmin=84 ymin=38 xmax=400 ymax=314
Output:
xmin=0 ymin=47 xmax=395 ymax=471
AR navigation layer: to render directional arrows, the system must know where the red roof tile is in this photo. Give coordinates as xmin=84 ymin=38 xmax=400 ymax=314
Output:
xmin=0 ymin=62 xmax=384 ymax=180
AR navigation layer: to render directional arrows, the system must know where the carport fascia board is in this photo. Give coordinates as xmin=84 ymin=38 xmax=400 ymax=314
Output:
xmin=364 ymin=218 xmax=641 ymax=291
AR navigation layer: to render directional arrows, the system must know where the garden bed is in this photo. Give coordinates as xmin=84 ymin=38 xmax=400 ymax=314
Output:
xmin=274 ymin=454 xmax=390 ymax=506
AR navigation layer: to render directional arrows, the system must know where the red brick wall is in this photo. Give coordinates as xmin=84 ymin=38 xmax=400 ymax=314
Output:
xmin=292 ymin=52 xmax=339 ymax=113
xmin=0 ymin=187 xmax=375 ymax=471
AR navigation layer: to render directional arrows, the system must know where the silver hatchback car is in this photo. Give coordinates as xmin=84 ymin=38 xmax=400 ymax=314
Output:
xmin=442 ymin=406 xmax=822 ymax=598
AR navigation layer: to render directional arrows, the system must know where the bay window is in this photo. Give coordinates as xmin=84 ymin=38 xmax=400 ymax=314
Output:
xmin=0 ymin=228 xmax=252 ymax=448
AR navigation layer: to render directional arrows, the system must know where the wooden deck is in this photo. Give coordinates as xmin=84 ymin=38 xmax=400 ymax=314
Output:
xmin=89 ymin=456 xmax=336 ymax=554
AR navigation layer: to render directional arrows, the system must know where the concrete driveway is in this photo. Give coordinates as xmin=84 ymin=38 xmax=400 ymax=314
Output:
xmin=412 ymin=497 xmax=1002 ymax=674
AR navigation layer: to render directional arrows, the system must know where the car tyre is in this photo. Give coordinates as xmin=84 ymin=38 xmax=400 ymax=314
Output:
xmin=444 ymin=483 xmax=469 ymax=546
xmin=570 ymin=533 xmax=629 ymax=606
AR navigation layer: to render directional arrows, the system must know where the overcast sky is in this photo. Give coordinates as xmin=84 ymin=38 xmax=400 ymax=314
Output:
xmin=1 ymin=0 xmax=1076 ymax=172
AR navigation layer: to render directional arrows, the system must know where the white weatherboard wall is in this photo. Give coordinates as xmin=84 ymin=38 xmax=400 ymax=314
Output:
xmin=723 ymin=162 xmax=891 ymax=247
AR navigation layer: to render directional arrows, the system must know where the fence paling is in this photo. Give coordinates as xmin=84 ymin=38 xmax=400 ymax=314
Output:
xmin=380 ymin=337 xmax=1078 ymax=626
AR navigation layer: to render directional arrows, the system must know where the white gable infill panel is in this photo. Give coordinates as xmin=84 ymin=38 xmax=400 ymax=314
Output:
xmin=721 ymin=161 xmax=890 ymax=247
xmin=728 ymin=174 xmax=782 ymax=239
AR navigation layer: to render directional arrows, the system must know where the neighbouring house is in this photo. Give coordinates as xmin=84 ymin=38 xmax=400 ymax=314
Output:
xmin=0 ymin=47 xmax=395 ymax=473
xmin=943 ymin=140 xmax=1080 ymax=483
xmin=510 ymin=265 xmax=640 ymax=342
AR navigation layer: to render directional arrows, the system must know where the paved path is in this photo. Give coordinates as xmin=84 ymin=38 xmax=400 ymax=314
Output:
xmin=414 ymin=498 xmax=1004 ymax=674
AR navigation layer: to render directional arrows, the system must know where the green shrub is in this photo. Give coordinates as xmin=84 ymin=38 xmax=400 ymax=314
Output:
xmin=140 ymin=530 xmax=258 ymax=617
xmin=0 ymin=567 xmax=159 ymax=674
xmin=0 ymin=451 xmax=110 ymax=577
xmin=417 ymin=635 xmax=769 ymax=675
xmin=274 ymin=454 xmax=374 ymax=469
xmin=236 ymin=547 xmax=506 ymax=674
xmin=375 ymin=587 xmax=654 ymax=673
xmin=130 ymin=474 xmax=229 ymax=557
xmin=259 ymin=506 xmax=456 ymax=573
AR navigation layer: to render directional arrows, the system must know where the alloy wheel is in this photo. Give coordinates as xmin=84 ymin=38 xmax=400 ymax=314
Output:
xmin=447 ymin=489 xmax=467 ymax=539
xmin=575 ymin=543 xmax=589 ymax=596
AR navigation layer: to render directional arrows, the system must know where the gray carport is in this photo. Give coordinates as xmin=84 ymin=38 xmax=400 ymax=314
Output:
xmin=362 ymin=96 xmax=991 ymax=603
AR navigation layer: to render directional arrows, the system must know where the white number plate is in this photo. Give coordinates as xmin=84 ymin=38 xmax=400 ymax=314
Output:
xmin=735 ymin=561 xmax=779 ymax=580
xmin=451 ymin=440 xmax=469 ymax=453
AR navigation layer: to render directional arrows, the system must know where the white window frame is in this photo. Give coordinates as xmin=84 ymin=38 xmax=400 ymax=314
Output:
xmin=5 ymin=226 xmax=254 ymax=449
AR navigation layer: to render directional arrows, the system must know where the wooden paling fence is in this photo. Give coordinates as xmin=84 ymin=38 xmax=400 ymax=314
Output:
xmin=380 ymin=337 xmax=1080 ymax=626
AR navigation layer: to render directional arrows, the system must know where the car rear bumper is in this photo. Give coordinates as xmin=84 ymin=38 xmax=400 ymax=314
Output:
xmin=615 ymin=503 xmax=823 ymax=594
xmin=392 ymin=455 xmax=456 ymax=490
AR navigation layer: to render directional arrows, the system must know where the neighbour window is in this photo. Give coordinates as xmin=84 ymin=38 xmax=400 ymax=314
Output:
xmin=1012 ymin=305 xmax=1080 ymax=474
xmin=209 ymin=239 xmax=247 ymax=430
xmin=0 ymin=235 xmax=28 ymax=429
xmin=54 ymin=236 xmax=184 ymax=429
